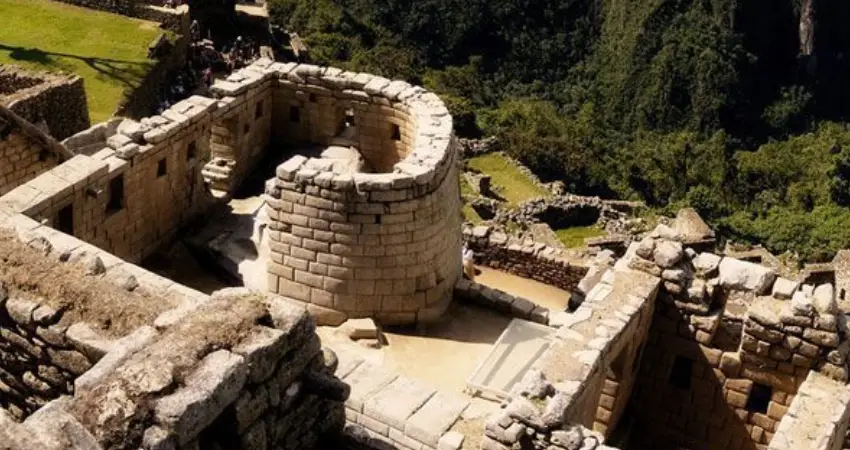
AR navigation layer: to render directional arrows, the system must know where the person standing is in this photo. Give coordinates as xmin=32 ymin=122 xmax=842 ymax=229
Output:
xmin=462 ymin=244 xmax=475 ymax=281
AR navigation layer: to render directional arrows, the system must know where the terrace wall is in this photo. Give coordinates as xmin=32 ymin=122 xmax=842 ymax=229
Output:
xmin=464 ymin=224 xmax=589 ymax=292
xmin=0 ymin=65 xmax=90 ymax=141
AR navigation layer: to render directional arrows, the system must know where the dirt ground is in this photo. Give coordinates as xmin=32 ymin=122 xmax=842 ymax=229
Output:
xmin=0 ymin=231 xmax=174 ymax=337
xmin=319 ymin=266 xmax=568 ymax=398
xmin=474 ymin=266 xmax=571 ymax=311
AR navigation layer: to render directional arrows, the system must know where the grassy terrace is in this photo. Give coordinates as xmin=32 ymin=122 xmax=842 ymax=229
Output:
xmin=467 ymin=153 xmax=551 ymax=206
xmin=0 ymin=0 xmax=160 ymax=123
xmin=555 ymin=225 xmax=606 ymax=248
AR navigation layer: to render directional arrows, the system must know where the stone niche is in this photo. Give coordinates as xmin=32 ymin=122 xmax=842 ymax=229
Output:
xmin=263 ymin=64 xmax=463 ymax=326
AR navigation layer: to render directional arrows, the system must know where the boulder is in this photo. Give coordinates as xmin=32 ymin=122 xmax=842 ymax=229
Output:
xmin=813 ymin=284 xmax=838 ymax=315
xmin=692 ymin=253 xmax=721 ymax=276
xmin=672 ymin=208 xmax=715 ymax=242
xmin=791 ymin=291 xmax=814 ymax=317
xmin=649 ymin=224 xmax=681 ymax=241
xmin=635 ymin=237 xmax=655 ymax=260
xmin=653 ymin=241 xmax=684 ymax=269
xmin=771 ymin=277 xmax=799 ymax=300
xmin=718 ymin=258 xmax=776 ymax=294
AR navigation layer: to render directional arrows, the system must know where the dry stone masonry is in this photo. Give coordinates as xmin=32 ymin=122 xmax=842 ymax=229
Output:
xmin=0 ymin=106 xmax=72 ymax=196
xmin=255 ymin=61 xmax=463 ymax=326
xmin=0 ymin=65 xmax=90 ymax=140
xmin=6 ymin=42 xmax=850 ymax=450
xmin=464 ymin=224 xmax=588 ymax=292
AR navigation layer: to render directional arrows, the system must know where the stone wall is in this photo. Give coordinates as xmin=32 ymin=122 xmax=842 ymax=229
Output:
xmin=0 ymin=106 xmax=72 ymax=197
xmin=0 ymin=209 xmax=208 ymax=422
xmin=0 ymin=209 xmax=346 ymax=449
xmin=255 ymin=62 xmax=462 ymax=326
xmin=0 ymin=289 xmax=347 ymax=450
xmin=623 ymin=225 xmax=850 ymax=450
xmin=0 ymin=65 xmax=90 ymax=140
xmin=479 ymin=260 xmax=660 ymax=449
xmin=0 ymin=292 xmax=98 ymax=420
xmin=1 ymin=98 xmax=218 ymax=264
xmin=768 ymin=371 xmax=850 ymax=450
xmin=0 ymin=130 xmax=61 ymax=197
xmin=454 ymin=278 xmax=552 ymax=325
xmin=464 ymin=225 xmax=589 ymax=293
xmin=5 ymin=59 xmax=463 ymax=327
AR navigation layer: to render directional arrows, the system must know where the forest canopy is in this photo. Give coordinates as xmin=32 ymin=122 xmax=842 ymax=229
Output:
xmin=269 ymin=0 xmax=850 ymax=263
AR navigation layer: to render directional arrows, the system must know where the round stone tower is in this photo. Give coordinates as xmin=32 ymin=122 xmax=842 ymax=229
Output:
xmin=265 ymin=65 xmax=461 ymax=325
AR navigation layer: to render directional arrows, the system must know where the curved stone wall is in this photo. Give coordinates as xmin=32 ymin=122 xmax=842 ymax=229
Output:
xmin=264 ymin=65 xmax=462 ymax=325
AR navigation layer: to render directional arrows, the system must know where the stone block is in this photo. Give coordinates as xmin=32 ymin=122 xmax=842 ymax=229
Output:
xmin=718 ymin=258 xmax=776 ymax=294
xmin=232 ymin=326 xmax=289 ymax=383
xmin=772 ymin=277 xmax=799 ymax=300
xmin=405 ymin=391 xmax=469 ymax=447
xmin=340 ymin=318 xmax=379 ymax=340
xmin=343 ymin=362 xmax=399 ymax=412
xmin=75 ymin=325 xmax=158 ymax=393
xmin=5 ymin=298 xmax=37 ymax=327
xmin=363 ymin=377 xmax=436 ymax=430
xmin=154 ymin=350 xmax=247 ymax=444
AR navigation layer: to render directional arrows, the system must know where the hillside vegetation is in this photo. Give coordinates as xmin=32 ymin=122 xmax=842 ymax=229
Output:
xmin=269 ymin=0 xmax=850 ymax=262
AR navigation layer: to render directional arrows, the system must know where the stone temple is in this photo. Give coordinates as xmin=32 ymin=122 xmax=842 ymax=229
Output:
xmin=1 ymin=57 xmax=850 ymax=450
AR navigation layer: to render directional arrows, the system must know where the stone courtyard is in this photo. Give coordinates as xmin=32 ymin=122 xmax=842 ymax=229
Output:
xmin=2 ymin=2 xmax=850 ymax=450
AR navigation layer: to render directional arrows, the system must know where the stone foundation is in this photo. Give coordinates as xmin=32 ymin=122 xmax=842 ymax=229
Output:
xmin=464 ymin=225 xmax=588 ymax=292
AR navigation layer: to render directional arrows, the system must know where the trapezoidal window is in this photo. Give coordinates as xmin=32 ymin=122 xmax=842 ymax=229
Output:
xmin=157 ymin=158 xmax=168 ymax=178
xmin=57 ymin=203 xmax=74 ymax=236
xmin=255 ymin=100 xmax=264 ymax=119
xmin=391 ymin=123 xmax=401 ymax=141
xmin=290 ymin=106 xmax=301 ymax=123
xmin=187 ymin=141 xmax=197 ymax=161
xmin=338 ymin=108 xmax=355 ymax=134
xmin=106 ymin=174 xmax=125 ymax=214
xmin=746 ymin=383 xmax=772 ymax=414
xmin=309 ymin=93 xmax=317 ymax=102
xmin=668 ymin=355 xmax=693 ymax=390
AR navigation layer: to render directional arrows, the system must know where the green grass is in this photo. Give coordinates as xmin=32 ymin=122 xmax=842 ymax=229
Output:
xmin=461 ymin=204 xmax=483 ymax=224
xmin=0 ymin=0 xmax=161 ymax=123
xmin=467 ymin=153 xmax=550 ymax=206
xmin=458 ymin=175 xmax=483 ymax=223
xmin=555 ymin=225 xmax=606 ymax=248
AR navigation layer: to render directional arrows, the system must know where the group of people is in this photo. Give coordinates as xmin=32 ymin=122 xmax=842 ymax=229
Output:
xmin=152 ymin=20 xmax=264 ymax=115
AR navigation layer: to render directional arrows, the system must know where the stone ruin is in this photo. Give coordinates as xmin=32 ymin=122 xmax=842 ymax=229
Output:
xmin=3 ymin=56 xmax=850 ymax=450
xmin=0 ymin=65 xmax=90 ymax=141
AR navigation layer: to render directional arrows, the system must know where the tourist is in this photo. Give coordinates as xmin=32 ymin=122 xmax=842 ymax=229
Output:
xmin=462 ymin=245 xmax=475 ymax=281
xmin=190 ymin=20 xmax=200 ymax=42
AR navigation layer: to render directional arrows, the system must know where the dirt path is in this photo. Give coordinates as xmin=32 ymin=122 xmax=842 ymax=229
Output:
xmin=474 ymin=266 xmax=571 ymax=311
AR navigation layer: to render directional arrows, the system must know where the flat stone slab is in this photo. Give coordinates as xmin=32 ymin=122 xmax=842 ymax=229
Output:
xmin=363 ymin=376 xmax=436 ymax=430
xmin=343 ymin=362 xmax=399 ymax=412
xmin=340 ymin=318 xmax=379 ymax=340
xmin=405 ymin=391 xmax=469 ymax=447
